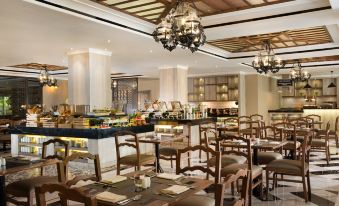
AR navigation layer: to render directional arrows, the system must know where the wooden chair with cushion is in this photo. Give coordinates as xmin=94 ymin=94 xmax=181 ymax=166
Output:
xmin=61 ymin=152 xmax=102 ymax=186
xmin=6 ymin=139 xmax=69 ymax=206
xmin=266 ymin=132 xmax=312 ymax=202
xmin=238 ymin=116 xmax=259 ymax=139
xmin=312 ymin=122 xmax=331 ymax=165
xmin=222 ymin=118 xmax=239 ymax=136
xmin=159 ymin=135 xmax=189 ymax=168
xmin=306 ymin=114 xmax=322 ymax=129
xmin=257 ymin=126 xmax=284 ymax=166
xmin=199 ymin=120 xmax=217 ymax=159
xmin=114 ymin=130 xmax=155 ymax=175
xmin=175 ymin=145 xmax=221 ymax=206
xmin=35 ymin=183 xmax=97 ymax=206
xmin=208 ymin=134 xmax=247 ymax=169
xmin=215 ymin=169 xmax=251 ymax=206
xmin=274 ymin=122 xmax=300 ymax=160
xmin=317 ymin=116 xmax=339 ymax=154
xmin=220 ymin=135 xmax=263 ymax=206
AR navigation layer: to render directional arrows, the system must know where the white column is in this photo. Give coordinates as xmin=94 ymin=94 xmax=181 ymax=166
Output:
xmin=68 ymin=48 xmax=112 ymax=110
xmin=159 ymin=65 xmax=188 ymax=103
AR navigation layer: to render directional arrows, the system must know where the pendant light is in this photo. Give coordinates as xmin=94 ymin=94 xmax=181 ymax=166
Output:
xmin=328 ymin=71 xmax=336 ymax=88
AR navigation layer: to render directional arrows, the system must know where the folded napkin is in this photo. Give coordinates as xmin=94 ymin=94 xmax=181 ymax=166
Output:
xmin=96 ymin=191 xmax=127 ymax=203
xmin=101 ymin=175 xmax=127 ymax=184
xmin=157 ymin=173 xmax=183 ymax=180
xmin=161 ymin=185 xmax=190 ymax=195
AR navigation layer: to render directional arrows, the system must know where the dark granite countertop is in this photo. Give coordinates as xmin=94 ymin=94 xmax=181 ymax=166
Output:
xmin=268 ymin=108 xmax=339 ymax=113
xmin=10 ymin=124 xmax=154 ymax=139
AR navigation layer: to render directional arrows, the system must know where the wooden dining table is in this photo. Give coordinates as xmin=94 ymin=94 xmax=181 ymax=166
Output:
xmin=80 ymin=170 xmax=213 ymax=206
xmin=125 ymin=135 xmax=184 ymax=173
xmin=0 ymin=156 xmax=59 ymax=206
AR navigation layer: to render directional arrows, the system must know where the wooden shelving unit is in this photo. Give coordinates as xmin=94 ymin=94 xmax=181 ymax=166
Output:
xmin=188 ymin=75 xmax=239 ymax=102
xmin=282 ymin=78 xmax=337 ymax=98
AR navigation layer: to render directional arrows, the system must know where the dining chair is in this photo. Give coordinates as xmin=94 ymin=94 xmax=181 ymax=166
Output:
xmin=257 ymin=126 xmax=283 ymax=165
xmin=6 ymin=139 xmax=69 ymax=206
xmin=175 ymin=145 xmax=221 ymax=206
xmin=61 ymin=152 xmax=102 ymax=186
xmin=238 ymin=116 xmax=258 ymax=139
xmin=266 ymin=132 xmax=312 ymax=202
xmin=215 ymin=169 xmax=251 ymax=206
xmin=208 ymin=133 xmax=247 ymax=168
xmin=273 ymin=122 xmax=300 ymax=160
xmin=316 ymin=116 xmax=339 ymax=154
xmin=114 ymin=130 xmax=155 ymax=175
xmin=159 ymin=135 xmax=189 ymax=168
xmin=220 ymin=135 xmax=263 ymax=206
xmin=221 ymin=117 xmax=240 ymax=136
xmin=312 ymin=122 xmax=331 ymax=165
xmin=199 ymin=120 xmax=217 ymax=159
xmin=306 ymin=114 xmax=322 ymax=129
xmin=35 ymin=183 xmax=97 ymax=206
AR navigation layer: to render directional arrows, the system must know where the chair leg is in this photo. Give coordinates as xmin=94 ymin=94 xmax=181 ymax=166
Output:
xmin=328 ymin=146 xmax=331 ymax=164
xmin=249 ymin=175 xmax=253 ymax=206
xmin=265 ymin=170 xmax=270 ymax=200
xmin=231 ymin=182 xmax=235 ymax=196
xmin=117 ymin=163 xmax=120 ymax=175
xmin=259 ymin=175 xmax=264 ymax=200
xmin=302 ymin=175 xmax=308 ymax=202
xmin=28 ymin=191 xmax=34 ymax=206
xmin=170 ymin=155 xmax=173 ymax=168
xmin=325 ymin=147 xmax=330 ymax=165
xmin=335 ymin=135 xmax=339 ymax=155
xmin=307 ymin=171 xmax=311 ymax=200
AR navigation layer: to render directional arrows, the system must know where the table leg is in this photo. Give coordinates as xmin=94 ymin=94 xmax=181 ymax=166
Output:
xmin=155 ymin=144 xmax=163 ymax=173
xmin=253 ymin=148 xmax=258 ymax=165
xmin=0 ymin=175 xmax=6 ymax=206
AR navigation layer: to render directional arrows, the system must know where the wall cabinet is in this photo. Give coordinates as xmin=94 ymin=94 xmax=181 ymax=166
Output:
xmin=188 ymin=75 xmax=239 ymax=102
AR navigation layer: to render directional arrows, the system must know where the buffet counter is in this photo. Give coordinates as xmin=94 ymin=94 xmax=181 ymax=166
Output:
xmin=10 ymin=125 xmax=154 ymax=168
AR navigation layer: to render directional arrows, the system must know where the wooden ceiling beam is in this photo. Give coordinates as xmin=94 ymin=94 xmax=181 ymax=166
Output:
xmin=131 ymin=6 xmax=165 ymax=14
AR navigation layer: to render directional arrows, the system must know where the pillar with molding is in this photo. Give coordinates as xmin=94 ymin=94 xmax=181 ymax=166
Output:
xmin=159 ymin=66 xmax=188 ymax=104
xmin=68 ymin=48 xmax=112 ymax=110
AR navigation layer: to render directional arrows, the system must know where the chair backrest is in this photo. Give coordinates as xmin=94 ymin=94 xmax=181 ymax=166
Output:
xmin=224 ymin=117 xmax=239 ymax=126
xmin=335 ymin=116 xmax=339 ymax=132
xmin=35 ymin=183 xmax=97 ymax=206
xmin=199 ymin=120 xmax=217 ymax=132
xmin=300 ymin=133 xmax=312 ymax=170
xmin=306 ymin=114 xmax=321 ymax=122
xmin=250 ymin=114 xmax=263 ymax=121
xmin=114 ymin=130 xmax=140 ymax=164
xmin=220 ymin=135 xmax=252 ymax=171
xmin=273 ymin=122 xmax=296 ymax=140
xmin=262 ymin=126 xmax=283 ymax=141
xmin=289 ymin=118 xmax=311 ymax=129
xmin=176 ymin=145 xmax=221 ymax=184
xmin=42 ymin=139 xmax=69 ymax=160
xmin=58 ymin=152 xmax=102 ymax=186
xmin=215 ymin=169 xmax=250 ymax=206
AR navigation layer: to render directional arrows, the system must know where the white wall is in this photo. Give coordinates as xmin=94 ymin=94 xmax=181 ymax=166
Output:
xmin=43 ymin=80 xmax=68 ymax=110
xmin=138 ymin=78 xmax=160 ymax=101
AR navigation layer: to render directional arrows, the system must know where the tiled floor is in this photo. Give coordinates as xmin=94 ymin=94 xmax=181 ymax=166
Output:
xmin=3 ymin=143 xmax=339 ymax=206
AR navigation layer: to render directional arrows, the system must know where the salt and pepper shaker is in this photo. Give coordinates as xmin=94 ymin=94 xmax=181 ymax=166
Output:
xmin=141 ymin=176 xmax=151 ymax=189
xmin=0 ymin=157 xmax=5 ymax=166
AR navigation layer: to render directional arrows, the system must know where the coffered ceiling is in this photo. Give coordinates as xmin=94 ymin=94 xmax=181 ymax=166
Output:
xmin=208 ymin=26 xmax=333 ymax=53
xmin=91 ymin=0 xmax=292 ymax=23
xmin=10 ymin=63 xmax=67 ymax=71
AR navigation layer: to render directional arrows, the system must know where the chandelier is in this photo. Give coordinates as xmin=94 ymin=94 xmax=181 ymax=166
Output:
xmin=252 ymin=40 xmax=285 ymax=74
xmin=39 ymin=66 xmax=57 ymax=87
xmin=290 ymin=62 xmax=311 ymax=82
xmin=153 ymin=0 xmax=206 ymax=52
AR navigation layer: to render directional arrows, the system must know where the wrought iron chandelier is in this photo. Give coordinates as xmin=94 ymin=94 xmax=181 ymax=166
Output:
xmin=290 ymin=62 xmax=311 ymax=82
xmin=252 ymin=40 xmax=285 ymax=74
xmin=39 ymin=66 xmax=57 ymax=87
xmin=153 ymin=0 xmax=206 ymax=52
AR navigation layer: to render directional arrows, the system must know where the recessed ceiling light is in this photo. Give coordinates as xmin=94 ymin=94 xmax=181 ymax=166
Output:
xmin=107 ymin=40 xmax=111 ymax=43
xmin=215 ymin=65 xmax=218 ymax=68
xmin=105 ymin=48 xmax=107 ymax=51
xmin=150 ymin=50 xmax=153 ymax=53
xmin=70 ymin=48 xmax=73 ymax=50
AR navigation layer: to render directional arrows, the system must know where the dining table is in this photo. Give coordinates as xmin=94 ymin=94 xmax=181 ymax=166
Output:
xmin=0 ymin=156 xmax=59 ymax=206
xmin=125 ymin=135 xmax=184 ymax=173
xmin=79 ymin=170 xmax=213 ymax=206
